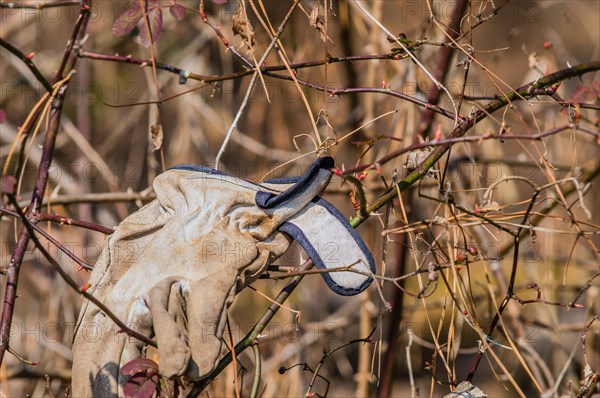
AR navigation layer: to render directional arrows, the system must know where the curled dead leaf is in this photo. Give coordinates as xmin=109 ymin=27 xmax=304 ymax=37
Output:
xmin=151 ymin=124 xmax=163 ymax=151
xmin=232 ymin=8 xmax=255 ymax=52
xmin=478 ymin=200 xmax=502 ymax=213
xmin=403 ymin=145 xmax=436 ymax=178
xmin=309 ymin=4 xmax=327 ymax=43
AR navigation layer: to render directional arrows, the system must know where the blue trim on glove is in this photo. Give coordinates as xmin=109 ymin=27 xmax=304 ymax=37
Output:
xmin=254 ymin=156 xmax=334 ymax=209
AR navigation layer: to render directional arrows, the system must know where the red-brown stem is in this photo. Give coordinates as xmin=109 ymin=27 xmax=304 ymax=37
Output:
xmin=52 ymin=1 xmax=90 ymax=84
xmin=77 ymin=50 xmax=397 ymax=84
xmin=0 ymin=207 xmax=93 ymax=271
xmin=263 ymin=71 xmax=461 ymax=122
xmin=35 ymin=213 xmax=114 ymax=235
xmin=341 ymin=124 xmax=585 ymax=176
xmin=379 ymin=2 xmax=468 ymax=395
xmin=7 ymin=196 xmax=155 ymax=348
xmin=0 ymin=37 xmax=53 ymax=92
xmin=0 ymin=84 xmax=68 ymax=364
xmin=0 ymin=0 xmax=90 ymax=366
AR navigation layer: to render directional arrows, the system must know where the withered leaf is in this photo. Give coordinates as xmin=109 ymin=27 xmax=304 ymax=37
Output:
xmin=478 ymin=200 xmax=502 ymax=213
xmin=404 ymin=147 xmax=433 ymax=170
xmin=404 ymin=146 xmax=436 ymax=177
xmin=309 ymin=4 xmax=327 ymax=42
xmin=151 ymin=123 xmax=163 ymax=151
xmin=232 ymin=8 xmax=255 ymax=52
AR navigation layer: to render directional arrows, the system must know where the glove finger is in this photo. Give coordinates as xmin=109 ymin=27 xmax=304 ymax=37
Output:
xmin=147 ymin=277 xmax=191 ymax=378
xmin=185 ymin=269 xmax=238 ymax=380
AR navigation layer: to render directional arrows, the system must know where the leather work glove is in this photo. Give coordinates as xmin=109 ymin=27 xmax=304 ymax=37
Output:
xmin=71 ymin=157 xmax=375 ymax=397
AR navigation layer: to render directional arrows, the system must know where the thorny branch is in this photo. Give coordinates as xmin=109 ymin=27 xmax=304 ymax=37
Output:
xmin=0 ymin=37 xmax=53 ymax=92
xmin=0 ymin=0 xmax=91 ymax=365
xmin=0 ymin=82 xmax=70 ymax=364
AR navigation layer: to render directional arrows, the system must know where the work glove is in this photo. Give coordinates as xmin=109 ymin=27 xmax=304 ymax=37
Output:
xmin=71 ymin=157 xmax=375 ymax=397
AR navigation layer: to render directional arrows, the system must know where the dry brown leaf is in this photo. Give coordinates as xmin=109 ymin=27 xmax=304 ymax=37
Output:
xmin=403 ymin=146 xmax=436 ymax=178
xmin=151 ymin=123 xmax=163 ymax=151
xmin=232 ymin=8 xmax=255 ymax=52
xmin=478 ymin=200 xmax=502 ymax=214
xmin=309 ymin=4 xmax=329 ymax=43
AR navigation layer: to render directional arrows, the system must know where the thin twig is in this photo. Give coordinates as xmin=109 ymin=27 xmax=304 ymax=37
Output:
xmin=305 ymin=328 xmax=376 ymax=397
xmin=35 ymin=212 xmax=114 ymax=235
xmin=18 ymin=190 xmax=155 ymax=208
xmin=77 ymin=48 xmax=411 ymax=88
xmin=414 ymin=0 xmax=468 ymax=141
xmin=347 ymin=61 xmax=600 ymax=228
xmin=353 ymin=0 xmax=459 ymax=128
xmin=214 ymin=0 xmax=302 ymax=169
xmin=0 ymin=80 xmax=70 ymax=364
xmin=6 ymin=195 xmax=156 ymax=348
xmin=187 ymin=258 xmax=314 ymax=397
xmin=0 ymin=37 xmax=53 ymax=92
xmin=0 ymin=207 xmax=93 ymax=270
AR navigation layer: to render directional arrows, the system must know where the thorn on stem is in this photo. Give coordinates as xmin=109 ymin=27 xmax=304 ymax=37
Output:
xmin=79 ymin=283 xmax=91 ymax=293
